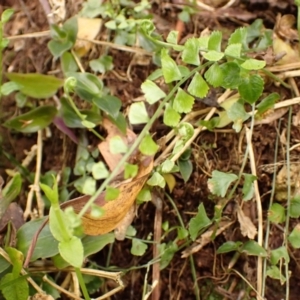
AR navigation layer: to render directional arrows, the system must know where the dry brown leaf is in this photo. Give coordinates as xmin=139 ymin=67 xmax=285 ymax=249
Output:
xmin=114 ymin=204 xmax=136 ymax=241
xmin=61 ymin=156 xmax=153 ymax=235
xmin=74 ymin=17 xmax=102 ymax=57
xmin=236 ymin=205 xmax=257 ymax=239
xmin=273 ymin=14 xmax=300 ymax=65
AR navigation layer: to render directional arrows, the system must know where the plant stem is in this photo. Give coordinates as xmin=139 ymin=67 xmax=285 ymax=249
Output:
xmin=75 ymin=267 xmax=91 ymax=300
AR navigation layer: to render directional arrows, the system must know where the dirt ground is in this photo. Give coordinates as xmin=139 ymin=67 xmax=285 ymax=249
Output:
xmin=1 ymin=0 xmax=300 ymax=299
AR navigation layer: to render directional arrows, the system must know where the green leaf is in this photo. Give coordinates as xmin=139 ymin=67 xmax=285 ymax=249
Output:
xmin=246 ymin=19 xmax=263 ymax=44
xmin=92 ymin=162 xmax=109 ymax=180
xmin=242 ymin=174 xmax=256 ymax=201
xmin=288 ymin=225 xmax=300 ymax=248
xmin=159 ymin=242 xmax=178 ymax=270
xmin=124 ymin=163 xmax=138 ymax=179
xmin=48 ymin=39 xmax=73 ymax=58
xmin=147 ymin=172 xmax=166 ymax=188
xmin=238 ymin=74 xmax=264 ymax=104
xmin=204 ymin=63 xmax=224 ymax=88
xmin=161 ymin=48 xmax=182 ymax=83
xmin=82 ymin=233 xmax=115 ymax=257
xmin=266 ymin=266 xmax=286 ymax=283
xmin=60 ymin=98 xmax=101 ymax=128
xmin=187 ymin=73 xmax=209 ymax=98
xmin=139 ymin=134 xmax=159 ymax=155
xmin=178 ymin=159 xmax=193 ymax=183
xmin=40 ymin=181 xmax=59 ymax=205
xmin=163 ymin=104 xmax=181 ymax=127
xmin=161 ymin=159 xmax=175 ymax=173
xmin=290 ymin=195 xmax=300 ymax=218
xmin=241 ymin=241 xmax=267 ymax=257
xmin=81 ymin=119 xmax=96 ymax=128
xmin=270 ymin=246 xmax=290 ymax=265
xmin=202 ymin=50 xmax=224 ymax=62
xmin=226 ymin=101 xmax=250 ymax=132
xmin=219 ymin=62 xmax=241 ymax=89
xmin=128 ymin=102 xmax=149 ymax=124
xmin=1 ymin=9 xmax=14 ymax=23
xmin=109 ymin=136 xmax=128 ymax=154
xmin=208 ymin=170 xmax=238 ymax=197
xmin=228 ymin=27 xmax=248 ymax=50
xmin=241 ymin=59 xmax=266 ymax=70
xmin=82 ymin=176 xmax=96 ymax=195
xmin=59 ymin=236 xmax=83 ymax=268
xmin=49 ymin=207 xmax=72 ymax=242
xmin=224 ymin=43 xmax=242 ymax=58
xmin=208 ymin=31 xmax=222 ymax=51
xmin=105 ymin=186 xmax=120 ymax=201
xmin=17 ymin=217 xmax=59 ymax=261
xmin=0 ymin=81 xmax=20 ymax=96
xmin=93 ymin=95 xmax=121 ymax=119
xmin=6 ymin=73 xmax=63 ymax=99
xmin=268 ymin=203 xmax=286 ymax=224
xmin=1 ymin=273 xmax=28 ymax=300
xmin=131 ymin=238 xmax=148 ymax=256
xmin=217 ymin=241 xmax=243 ymax=254
xmin=141 ymin=80 xmax=166 ymax=104
xmin=6 ymin=247 xmax=24 ymax=277
xmin=89 ymin=55 xmax=114 ymax=74
xmin=166 ymin=31 xmax=179 ymax=44
xmin=256 ymin=92 xmax=279 ymax=115
xmin=66 ymin=72 xmax=103 ymax=101
xmin=4 ymin=106 xmax=57 ymax=133
xmin=147 ymin=69 xmax=163 ymax=81
xmin=61 ymin=51 xmax=78 ymax=74
xmin=182 ymin=38 xmax=200 ymax=65
xmin=188 ymin=203 xmax=212 ymax=241
xmin=137 ymin=188 xmax=152 ymax=202
xmin=173 ymin=88 xmax=195 ymax=113
xmin=178 ymin=122 xmax=194 ymax=140
xmin=1 ymin=173 xmax=22 ymax=218
xmin=0 ymin=256 xmax=10 ymax=273
xmin=48 ymin=17 xmax=78 ymax=58
xmin=108 ymin=112 xmax=127 ymax=134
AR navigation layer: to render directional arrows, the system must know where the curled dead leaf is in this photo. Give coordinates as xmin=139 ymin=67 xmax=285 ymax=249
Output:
xmin=236 ymin=205 xmax=257 ymax=239
xmin=61 ymin=156 xmax=153 ymax=235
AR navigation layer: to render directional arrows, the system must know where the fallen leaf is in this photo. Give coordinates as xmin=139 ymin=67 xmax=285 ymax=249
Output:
xmin=273 ymin=14 xmax=300 ymax=65
xmin=236 ymin=205 xmax=257 ymax=239
xmin=61 ymin=156 xmax=153 ymax=235
xmin=74 ymin=17 xmax=102 ymax=57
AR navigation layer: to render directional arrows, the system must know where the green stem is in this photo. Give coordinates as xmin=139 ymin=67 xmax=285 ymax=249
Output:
xmin=78 ymin=61 xmax=213 ymax=218
xmin=75 ymin=267 xmax=91 ymax=300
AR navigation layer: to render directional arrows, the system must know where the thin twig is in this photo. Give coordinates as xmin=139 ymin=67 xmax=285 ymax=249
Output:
xmin=151 ymin=194 xmax=163 ymax=300
xmin=245 ymin=124 xmax=263 ymax=296
xmin=24 ymin=130 xmax=44 ymax=220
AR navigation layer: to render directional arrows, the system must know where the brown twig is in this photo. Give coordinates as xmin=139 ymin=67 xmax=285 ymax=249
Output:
xmin=151 ymin=193 xmax=163 ymax=300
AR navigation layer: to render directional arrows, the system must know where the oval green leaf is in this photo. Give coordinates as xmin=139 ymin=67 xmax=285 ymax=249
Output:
xmin=4 ymin=106 xmax=57 ymax=133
